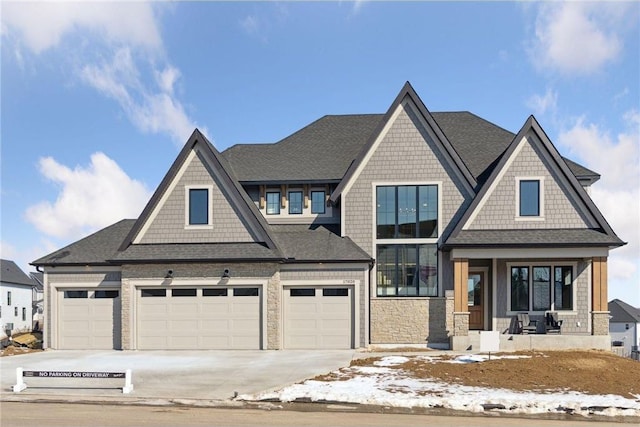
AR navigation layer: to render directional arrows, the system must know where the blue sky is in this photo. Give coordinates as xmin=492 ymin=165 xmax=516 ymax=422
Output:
xmin=1 ymin=1 xmax=639 ymax=306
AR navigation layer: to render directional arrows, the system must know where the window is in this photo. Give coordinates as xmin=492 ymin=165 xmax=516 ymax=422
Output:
xmin=288 ymin=191 xmax=303 ymax=214
xmin=22 ymin=307 xmax=26 ymax=321
xmin=311 ymin=191 xmax=325 ymax=214
xmin=14 ymin=307 xmax=18 ymax=316
xmin=234 ymin=288 xmax=259 ymax=297
xmin=64 ymin=290 xmax=88 ymax=298
xmin=519 ymin=180 xmax=540 ymax=217
xmin=172 ymin=288 xmax=197 ymax=297
xmin=188 ymin=188 xmax=209 ymax=225
xmin=510 ymin=267 xmax=529 ymax=311
xmin=376 ymin=185 xmax=438 ymax=239
xmin=323 ymin=288 xmax=348 ymax=297
xmin=626 ymin=324 xmax=630 ymax=330
xmin=510 ymin=264 xmax=574 ymax=312
xmin=95 ymin=290 xmax=119 ymax=299
xmin=290 ymin=288 xmax=315 ymax=297
xmin=203 ymin=288 xmax=227 ymax=297
xmin=7 ymin=291 xmax=11 ymax=306
xmin=554 ymin=267 xmax=573 ymax=310
xmin=266 ymin=192 xmax=280 ymax=215
xmin=532 ymin=267 xmax=551 ymax=311
xmin=141 ymin=289 xmax=166 ymax=297
xmin=376 ymin=244 xmax=437 ymax=296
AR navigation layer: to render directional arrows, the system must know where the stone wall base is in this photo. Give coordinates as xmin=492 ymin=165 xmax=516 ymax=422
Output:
xmin=592 ymin=311 xmax=610 ymax=336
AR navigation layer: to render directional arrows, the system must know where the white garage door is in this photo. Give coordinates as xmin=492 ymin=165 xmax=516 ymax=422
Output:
xmin=58 ymin=289 xmax=121 ymax=350
xmin=136 ymin=287 xmax=261 ymax=350
xmin=284 ymin=287 xmax=353 ymax=349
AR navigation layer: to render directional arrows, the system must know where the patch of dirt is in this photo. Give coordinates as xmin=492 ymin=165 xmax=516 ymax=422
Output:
xmin=338 ymin=351 xmax=640 ymax=398
xmin=0 ymin=346 xmax=43 ymax=357
xmin=1 ymin=332 xmax=43 ymax=357
xmin=366 ymin=346 xmax=434 ymax=353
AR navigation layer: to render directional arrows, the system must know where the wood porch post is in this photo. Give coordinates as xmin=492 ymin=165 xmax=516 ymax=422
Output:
xmin=591 ymin=257 xmax=609 ymax=335
xmin=453 ymin=258 xmax=469 ymax=337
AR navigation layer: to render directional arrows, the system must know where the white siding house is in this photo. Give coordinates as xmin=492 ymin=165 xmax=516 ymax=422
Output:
xmin=1 ymin=259 xmax=36 ymax=340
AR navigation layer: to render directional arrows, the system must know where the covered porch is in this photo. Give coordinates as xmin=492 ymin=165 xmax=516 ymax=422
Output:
xmin=447 ymin=247 xmax=611 ymax=351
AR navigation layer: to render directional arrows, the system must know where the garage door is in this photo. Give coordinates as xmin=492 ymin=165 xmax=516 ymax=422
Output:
xmin=58 ymin=289 xmax=121 ymax=349
xmin=284 ymin=287 xmax=353 ymax=349
xmin=136 ymin=287 xmax=261 ymax=350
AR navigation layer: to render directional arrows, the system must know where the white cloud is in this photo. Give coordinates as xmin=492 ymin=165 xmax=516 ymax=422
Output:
xmin=81 ymin=48 xmax=199 ymax=144
xmin=526 ymin=88 xmax=558 ymax=116
xmin=1 ymin=2 xmax=161 ymax=54
xmin=529 ymin=2 xmax=634 ymax=75
xmin=25 ymin=153 xmax=151 ymax=240
xmin=2 ymin=1 xmax=202 ymax=145
xmin=557 ymin=111 xmax=640 ymax=303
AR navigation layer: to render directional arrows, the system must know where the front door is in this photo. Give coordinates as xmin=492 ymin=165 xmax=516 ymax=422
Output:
xmin=468 ymin=272 xmax=484 ymax=330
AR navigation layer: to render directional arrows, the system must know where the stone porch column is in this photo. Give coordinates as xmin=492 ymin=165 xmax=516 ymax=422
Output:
xmin=120 ymin=279 xmax=131 ymax=350
xmin=591 ymin=257 xmax=610 ymax=336
xmin=266 ymin=270 xmax=281 ymax=349
xmin=453 ymin=258 xmax=470 ymax=337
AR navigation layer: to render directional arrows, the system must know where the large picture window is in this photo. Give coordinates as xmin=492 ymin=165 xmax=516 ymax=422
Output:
xmin=376 ymin=185 xmax=438 ymax=239
xmin=376 ymin=244 xmax=437 ymax=297
xmin=510 ymin=264 xmax=574 ymax=312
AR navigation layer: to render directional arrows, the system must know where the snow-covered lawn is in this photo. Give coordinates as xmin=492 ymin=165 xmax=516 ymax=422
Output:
xmin=240 ymin=355 xmax=640 ymax=418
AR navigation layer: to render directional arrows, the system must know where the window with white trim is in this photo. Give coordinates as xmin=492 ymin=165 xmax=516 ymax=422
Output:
xmin=185 ymin=185 xmax=213 ymax=227
xmin=516 ymin=177 xmax=544 ymax=218
xmin=509 ymin=264 xmax=574 ymax=312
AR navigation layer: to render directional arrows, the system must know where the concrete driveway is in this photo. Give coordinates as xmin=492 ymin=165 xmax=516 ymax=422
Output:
xmin=0 ymin=350 xmax=355 ymax=400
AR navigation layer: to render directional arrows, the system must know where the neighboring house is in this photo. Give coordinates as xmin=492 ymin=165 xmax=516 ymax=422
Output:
xmin=609 ymin=299 xmax=640 ymax=358
xmin=30 ymin=272 xmax=45 ymax=331
xmin=33 ymin=82 xmax=624 ymax=351
xmin=1 ymin=259 xmax=36 ymax=339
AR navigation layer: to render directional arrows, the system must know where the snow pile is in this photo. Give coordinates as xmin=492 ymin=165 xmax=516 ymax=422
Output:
xmin=241 ymin=355 xmax=640 ymax=418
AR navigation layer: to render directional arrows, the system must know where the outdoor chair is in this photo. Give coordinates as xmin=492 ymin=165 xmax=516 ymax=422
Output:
xmin=545 ymin=312 xmax=563 ymax=334
xmin=517 ymin=313 xmax=538 ymax=334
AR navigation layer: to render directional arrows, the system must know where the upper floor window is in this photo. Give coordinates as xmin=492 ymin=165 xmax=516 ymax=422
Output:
xmin=188 ymin=188 xmax=209 ymax=225
xmin=266 ymin=192 xmax=280 ymax=215
xmin=376 ymin=185 xmax=438 ymax=239
xmin=518 ymin=179 xmax=541 ymax=217
xmin=311 ymin=191 xmax=326 ymax=214
xmin=288 ymin=191 xmax=303 ymax=214
xmin=7 ymin=291 xmax=11 ymax=306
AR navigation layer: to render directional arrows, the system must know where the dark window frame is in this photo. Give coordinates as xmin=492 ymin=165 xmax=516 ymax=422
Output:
xmin=376 ymin=244 xmax=438 ymax=297
xmin=376 ymin=185 xmax=438 ymax=239
xmin=519 ymin=180 xmax=540 ymax=217
xmin=188 ymin=188 xmax=210 ymax=225
xmin=266 ymin=192 xmax=280 ymax=215
xmin=310 ymin=191 xmax=326 ymax=214
xmin=510 ymin=264 xmax=574 ymax=312
xmin=288 ymin=191 xmax=303 ymax=215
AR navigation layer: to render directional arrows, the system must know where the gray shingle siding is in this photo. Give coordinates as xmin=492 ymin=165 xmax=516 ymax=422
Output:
xmin=468 ymin=135 xmax=595 ymax=230
xmin=139 ymin=150 xmax=256 ymax=244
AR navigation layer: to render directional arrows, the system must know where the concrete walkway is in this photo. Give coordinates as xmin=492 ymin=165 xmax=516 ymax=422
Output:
xmin=0 ymin=350 xmax=355 ymax=400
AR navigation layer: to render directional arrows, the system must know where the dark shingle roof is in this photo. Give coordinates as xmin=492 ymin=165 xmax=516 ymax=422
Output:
xmin=609 ymin=299 xmax=640 ymax=323
xmin=223 ymin=112 xmax=596 ymax=185
xmin=223 ymin=114 xmax=383 ymax=183
xmin=32 ymin=219 xmax=136 ymax=266
xmin=111 ymin=243 xmax=280 ymax=262
xmin=271 ymin=225 xmax=372 ymax=262
xmin=0 ymin=259 xmax=35 ymax=286
xmin=444 ymin=229 xmax=624 ymax=248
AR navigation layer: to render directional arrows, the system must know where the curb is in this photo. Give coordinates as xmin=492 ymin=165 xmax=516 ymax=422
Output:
xmin=2 ymin=393 xmax=639 ymax=424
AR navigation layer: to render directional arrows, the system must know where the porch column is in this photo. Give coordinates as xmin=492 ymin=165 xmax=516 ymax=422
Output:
xmin=453 ymin=258 xmax=470 ymax=336
xmin=591 ymin=257 xmax=610 ymax=336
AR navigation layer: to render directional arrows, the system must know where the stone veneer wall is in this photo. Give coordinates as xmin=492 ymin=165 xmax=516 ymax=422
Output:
xmin=592 ymin=312 xmax=610 ymax=336
xmin=370 ymin=298 xmax=450 ymax=344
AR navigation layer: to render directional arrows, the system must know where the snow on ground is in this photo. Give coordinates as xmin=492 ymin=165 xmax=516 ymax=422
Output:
xmin=240 ymin=355 xmax=640 ymax=418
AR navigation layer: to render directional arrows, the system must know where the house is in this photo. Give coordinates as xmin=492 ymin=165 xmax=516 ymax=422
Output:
xmin=609 ymin=299 xmax=640 ymax=358
xmin=29 ymin=272 xmax=45 ymax=331
xmin=33 ymin=82 xmax=624 ymax=351
xmin=1 ymin=259 xmax=36 ymax=340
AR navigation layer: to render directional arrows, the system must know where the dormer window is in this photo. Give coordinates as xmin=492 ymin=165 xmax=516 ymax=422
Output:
xmin=266 ymin=192 xmax=280 ymax=215
xmin=185 ymin=185 xmax=213 ymax=228
xmin=288 ymin=191 xmax=303 ymax=214
xmin=311 ymin=191 xmax=326 ymax=214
